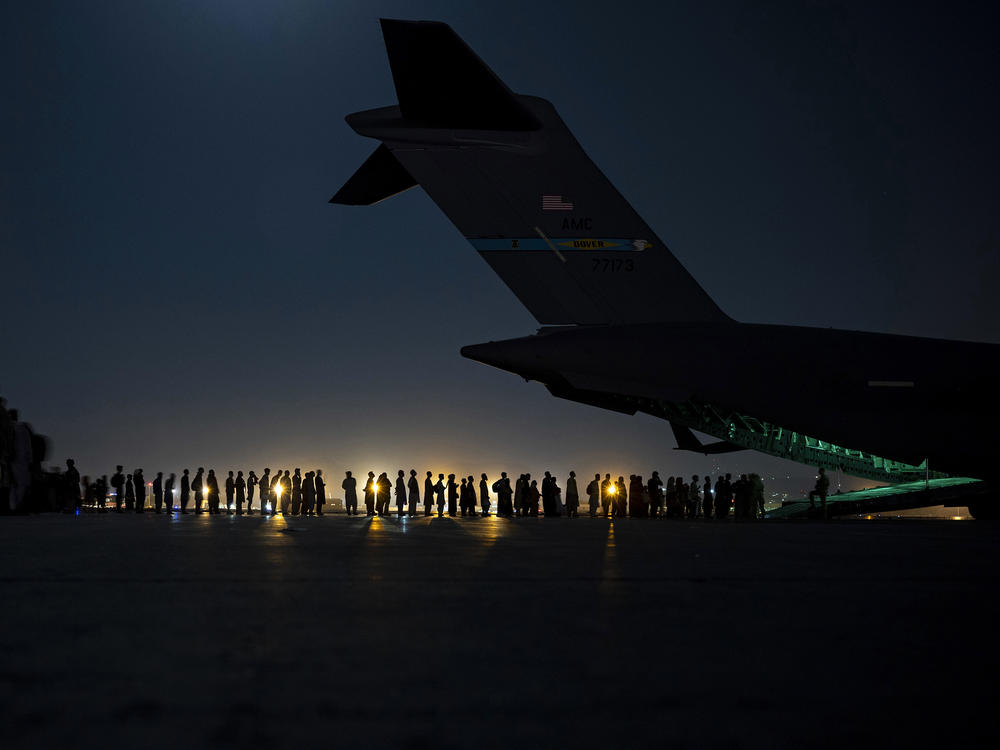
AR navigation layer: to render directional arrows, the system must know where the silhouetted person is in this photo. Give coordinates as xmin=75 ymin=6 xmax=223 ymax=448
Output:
xmin=750 ymin=473 xmax=765 ymax=519
xmin=714 ymin=474 xmax=728 ymax=520
xmin=395 ymin=470 xmax=406 ymax=517
xmin=434 ymin=474 xmax=445 ymax=516
xmin=192 ymin=468 xmax=204 ymax=513
xmin=235 ymin=470 xmax=246 ymax=514
xmin=424 ymin=471 xmax=434 ymax=516
xmin=364 ymin=472 xmax=376 ymax=516
xmin=479 ymin=473 xmax=490 ymax=516
xmin=561 ymin=470 xmax=578 ymax=517
xmin=63 ymin=458 xmax=81 ymax=512
xmin=494 ymin=472 xmax=512 ymax=517
xmin=703 ymin=476 xmax=713 ymax=519
xmin=542 ymin=472 xmax=556 ymax=516
xmin=124 ymin=473 xmax=135 ymax=511
xmin=466 ymin=475 xmax=478 ymax=516
xmin=615 ymin=476 xmax=627 ymax=517
xmin=180 ymin=469 xmax=191 ymax=513
xmin=280 ymin=470 xmax=291 ymax=514
xmin=302 ymin=471 xmax=316 ymax=515
xmin=407 ymin=469 xmax=419 ymax=517
xmin=628 ymin=475 xmax=642 ymax=517
xmin=271 ymin=471 xmax=283 ymax=514
xmin=376 ymin=472 xmax=390 ymax=516
xmin=342 ymin=471 xmax=358 ymax=515
xmin=246 ymin=470 xmax=257 ymax=513
xmin=96 ymin=475 xmax=108 ymax=511
xmin=647 ymin=471 xmax=663 ymax=518
xmin=586 ymin=474 xmax=600 ymax=517
xmin=133 ymin=469 xmax=146 ymax=512
xmin=732 ymin=474 xmax=750 ymax=519
xmin=447 ymin=474 xmax=459 ymax=516
xmin=165 ymin=473 xmax=176 ymax=513
xmin=111 ymin=466 xmax=125 ymax=512
xmin=315 ymin=469 xmax=326 ymax=516
xmin=513 ymin=474 xmax=524 ymax=516
xmin=459 ymin=476 xmax=473 ymax=517
xmin=290 ymin=468 xmax=302 ymax=515
xmin=226 ymin=471 xmax=236 ymax=513
xmin=600 ymin=474 xmax=612 ymax=517
xmin=526 ymin=479 xmax=541 ymax=515
xmin=255 ymin=469 xmax=268 ymax=514
xmin=809 ymin=467 xmax=829 ymax=517
xmin=207 ymin=469 xmax=221 ymax=514
xmin=688 ymin=475 xmax=700 ymax=518
xmin=721 ymin=473 xmax=734 ymax=519
xmin=153 ymin=471 xmax=164 ymax=513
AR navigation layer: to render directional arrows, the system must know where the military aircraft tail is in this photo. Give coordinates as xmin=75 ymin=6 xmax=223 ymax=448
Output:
xmin=332 ymin=18 xmax=730 ymax=326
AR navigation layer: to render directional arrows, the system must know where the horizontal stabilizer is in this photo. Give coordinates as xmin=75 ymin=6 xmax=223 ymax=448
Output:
xmin=330 ymin=144 xmax=417 ymax=206
xmin=379 ymin=18 xmax=540 ymax=130
xmin=671 ymin=422 xmax=745 ymax=455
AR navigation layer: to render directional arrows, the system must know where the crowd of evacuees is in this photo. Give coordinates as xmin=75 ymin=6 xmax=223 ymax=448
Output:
xmin=10 ymin=454 xmax=773 ymax=520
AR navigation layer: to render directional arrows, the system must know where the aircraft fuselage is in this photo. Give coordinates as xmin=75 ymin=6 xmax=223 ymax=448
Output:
xmin=462 ymin=322 xmax=1000 ymax=479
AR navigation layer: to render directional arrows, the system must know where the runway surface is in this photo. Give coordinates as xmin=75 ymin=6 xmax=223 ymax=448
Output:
xmin=1 ymin=513 xmax=997 ymax=748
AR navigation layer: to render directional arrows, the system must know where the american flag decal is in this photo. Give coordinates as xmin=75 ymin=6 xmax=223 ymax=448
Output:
xmin=541 ymin=194 xmax=574 ymax=211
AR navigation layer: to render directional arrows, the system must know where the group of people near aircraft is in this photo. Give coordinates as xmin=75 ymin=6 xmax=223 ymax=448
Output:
xmin=38 ymin=461 xmax=772 ymax=520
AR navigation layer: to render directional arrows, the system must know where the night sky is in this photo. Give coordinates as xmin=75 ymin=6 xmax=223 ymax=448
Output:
xmin=3 ymin=1 xmax=998 ymax=496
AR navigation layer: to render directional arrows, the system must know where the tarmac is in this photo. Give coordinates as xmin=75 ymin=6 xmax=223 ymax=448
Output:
xmin=1 ymin=513 xmax=997 ymax=749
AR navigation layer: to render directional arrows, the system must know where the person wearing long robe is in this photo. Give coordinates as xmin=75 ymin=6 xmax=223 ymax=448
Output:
xmin=124 ymin=474 xmax=135 ymax=511
xmin=423 ymin=471 xmax=434 ymax=516
xmin=363 ymin=471 xmax=376 ymax=516
xmin=434 ymin=474 xmax=445 ymax=517
xmin=586 ymin=474 xmax=600 ymax=517
xmin=466 ymin=476 xmax=478 ymax=517
xmin=565 ymin=471 xmax=579 ymax=517
xmin=180 ymin=469 xmax=191 ymax=514
xmin=342 ymin=471 xmax=358 ymax=515
xmin=315 ymin=470 xmax=326 ymax=516
xmin=479 ymin=473 xmax=490 ymax=516
xmin=395 ymin=470 xmax=407 ymax=517
xmin=407 ymin=470 xmax=419 ymax=517
xmin=493 ymin=472 xmax=512 ymax=517
xmin=447 ymin=474 xmax=459 ymax=517
xmin=206 ymin=469 xmax=220 ymax=514
xmin=302 ymin=471 xmax=316 ymax=515
xmin=235 ymin=471 xmax=246 ymax=515
xmin=191 ymin=468 xmax=204 ymax=513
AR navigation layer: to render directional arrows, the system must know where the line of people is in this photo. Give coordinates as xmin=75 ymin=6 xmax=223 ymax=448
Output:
xmin=63 ymin=464 xmax=767 ymax=520
xmin=76 ymin=467 xmax=329 ymax=515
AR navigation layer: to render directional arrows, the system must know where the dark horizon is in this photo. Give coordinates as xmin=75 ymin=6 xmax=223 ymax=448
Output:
xmin=4 ymin=1 xmax=998 ymax=497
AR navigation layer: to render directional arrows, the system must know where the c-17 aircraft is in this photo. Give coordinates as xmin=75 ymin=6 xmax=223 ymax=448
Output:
xmin=332 ymin=19 xmax=1000 ymax=518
